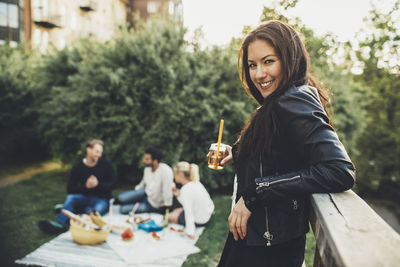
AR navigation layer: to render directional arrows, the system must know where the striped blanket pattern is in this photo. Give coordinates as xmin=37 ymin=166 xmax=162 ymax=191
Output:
xmin=16 ymin=212 xmax=203 ymax=267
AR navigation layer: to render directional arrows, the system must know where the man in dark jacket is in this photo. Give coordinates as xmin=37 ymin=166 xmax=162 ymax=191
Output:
xmin=38 ymin=139 xmax=117 ymax=234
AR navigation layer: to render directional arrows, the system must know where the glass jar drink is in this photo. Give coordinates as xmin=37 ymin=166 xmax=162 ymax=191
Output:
xmin=208 ymin=143 xmax=226 ymax=170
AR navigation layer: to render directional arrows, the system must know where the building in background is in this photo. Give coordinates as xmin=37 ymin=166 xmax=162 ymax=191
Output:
xmin=30 ymin=0 xmax=128 ymax=52
xmin=127 ymin=0 xmax=183 ymax=24
xmin=0 ymin=0 xmax=182 ymax=51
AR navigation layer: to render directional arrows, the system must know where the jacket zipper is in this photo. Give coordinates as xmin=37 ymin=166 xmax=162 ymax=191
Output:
xmin=263 ymin=207 xmax=273 ymax=246
xmin=260 ymin=154 xmax=273 ymax=246
xmin=256 ymin=175 xmax=300 ymax=190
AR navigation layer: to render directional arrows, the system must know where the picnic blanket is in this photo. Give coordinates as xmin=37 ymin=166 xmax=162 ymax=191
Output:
xmin=16 ymin=208 xmax=204 ymax=267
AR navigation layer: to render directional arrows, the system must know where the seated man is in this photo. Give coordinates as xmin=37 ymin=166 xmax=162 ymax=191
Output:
xmin=117 ymin=147 xmax=173 ymax=214
xmin=38 ymin=139 xmax=117 ymax=234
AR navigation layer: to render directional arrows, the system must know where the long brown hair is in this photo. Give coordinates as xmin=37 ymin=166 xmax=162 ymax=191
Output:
xmin=237 ymin=20 xmax=332 ymax=159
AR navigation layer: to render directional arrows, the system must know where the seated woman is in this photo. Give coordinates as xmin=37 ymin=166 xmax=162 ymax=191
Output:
xmin=168 ymin=161 xmax=215 ymax=239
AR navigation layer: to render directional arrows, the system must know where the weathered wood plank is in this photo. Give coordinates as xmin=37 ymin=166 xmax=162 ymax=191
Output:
xmin=310 ymin=190 xmax=400 ymax=267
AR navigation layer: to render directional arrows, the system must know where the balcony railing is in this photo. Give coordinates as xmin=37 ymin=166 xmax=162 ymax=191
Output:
xmin=310 ymin=190 xmax=400 ymax=266
xmin=32 ymin=6 xmax=63 ymax=28
xmin=79 ymin=0 xmax=96 ymax=12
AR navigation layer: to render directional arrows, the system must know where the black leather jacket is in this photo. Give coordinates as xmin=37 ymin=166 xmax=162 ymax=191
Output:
xmin=233 ymin=85 xmax=355 ymax=246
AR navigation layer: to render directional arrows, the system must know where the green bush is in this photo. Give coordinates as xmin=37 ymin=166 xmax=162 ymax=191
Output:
xmin=34 ymin=19 xmax=255 ymax=191
xmin=352 ymin=1 xmax=400 ymax=194
xmin=0 ymin=45 xmax=47 ymax=164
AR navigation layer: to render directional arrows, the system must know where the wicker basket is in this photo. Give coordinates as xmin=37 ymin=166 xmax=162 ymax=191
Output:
xmin=69 ymin=218 xmax=111 ymax=245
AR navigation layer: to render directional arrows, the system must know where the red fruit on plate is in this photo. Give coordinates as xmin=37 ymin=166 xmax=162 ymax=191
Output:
xmin=152 ymin=231 xmax=160 ymax=240
xmin=121 ymin=228 xmax=134 ymax=241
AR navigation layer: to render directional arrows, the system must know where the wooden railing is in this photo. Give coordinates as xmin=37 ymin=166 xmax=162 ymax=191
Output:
xmin=309 ymin=190 xmax=400 ymax=267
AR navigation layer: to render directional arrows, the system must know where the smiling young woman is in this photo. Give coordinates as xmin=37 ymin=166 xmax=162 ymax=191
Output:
xmin=247 ymin=39 xmax=283 ymax=99
xmin=215 ymin=20 xmax=356 ymax=267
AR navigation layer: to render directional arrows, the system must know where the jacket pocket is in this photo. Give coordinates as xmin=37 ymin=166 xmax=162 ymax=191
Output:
xmin=268 ymin=196 xmax=309 ymax=244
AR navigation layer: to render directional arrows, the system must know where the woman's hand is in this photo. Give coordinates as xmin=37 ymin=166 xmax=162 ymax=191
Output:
xmin=220 ymin=145 xmax=233 ymax=166
xmin=187 ymin=234 xmax=195 ymax=240
xmin=172 ymin=187 xmax=180 ymax=197
xmin=228 ymin=197 xmax=251 ymax=241
xmin=206 ymin=144 xmax=233 ymax=166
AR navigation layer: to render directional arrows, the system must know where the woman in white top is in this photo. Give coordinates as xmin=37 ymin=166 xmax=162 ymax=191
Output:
xmin=168 ymin=161 xmax=215 ymax=239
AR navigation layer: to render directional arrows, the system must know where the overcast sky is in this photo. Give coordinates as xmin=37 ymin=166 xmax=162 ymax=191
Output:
xmin=182 ymin=0 xmax=396 ymax=46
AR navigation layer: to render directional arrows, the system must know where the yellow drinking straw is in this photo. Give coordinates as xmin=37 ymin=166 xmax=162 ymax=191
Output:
xmin=214 ymin=119 xmax=224 ymax=169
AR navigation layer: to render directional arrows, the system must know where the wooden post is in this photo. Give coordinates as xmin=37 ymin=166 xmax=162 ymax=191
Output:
xmin=24 ymin=0 xmax=31 ymax=51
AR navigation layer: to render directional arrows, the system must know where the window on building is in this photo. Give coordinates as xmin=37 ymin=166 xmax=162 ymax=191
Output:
xmin=32 ymin=0 xmax=41 ymax=20
xmin=174 ymin=2 xmax=183 ymax=21
xmin=168 ymin=1 xmax=174 ymax=15
xmin=42 ymin=0 xmax=48 ymax=18
xmin=33 ymin=28 xmax=41 ymax=45
xmin=58 ymin=38 xmax=65 ymax=49
xmin=147 ymin=2 xmax=158 ymax=13
xmin=33 ymin=0 xmax=41 ymax=8
xmin=8 ymin=4 xmax=18 ymax=28
xmin=43 ymin=31 xmax=48 ymax=48
xmin=33 ymin=0 xmax=49 ymax=20
xmin=0 ymin=39 xmax=17 ymax=47
xmin=0 ymin=2 xmax=19 ymax=28
xmin=71 ymin=12 xmax=77 ymax=29
xmin=9 ymin=40 xmax=17 ymax=47
xmin=59 ymin=5 xmax=66 ymax=27
xmin=0 ymin=3 xmax=7 ymax=27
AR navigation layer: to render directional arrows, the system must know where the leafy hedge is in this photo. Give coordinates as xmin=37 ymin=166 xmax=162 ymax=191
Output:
xmin=0 ymin=46 xmax=47 ymax=163
xmin=27 ymin=19 xmax=256 ymax=190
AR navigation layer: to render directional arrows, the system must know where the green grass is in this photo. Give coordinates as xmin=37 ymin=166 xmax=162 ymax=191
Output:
xmin=305 ymin=229 xmax=316 ymax=265
xmin=182 ymin=195 xmax=232 ymax=266
xmin=0 ymin=167 xmax=70 ymax=267
xmin=0 ymin=169 xmax=316 ymax=266
xmin=0 ymin=158 xmax=61 ymax=182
